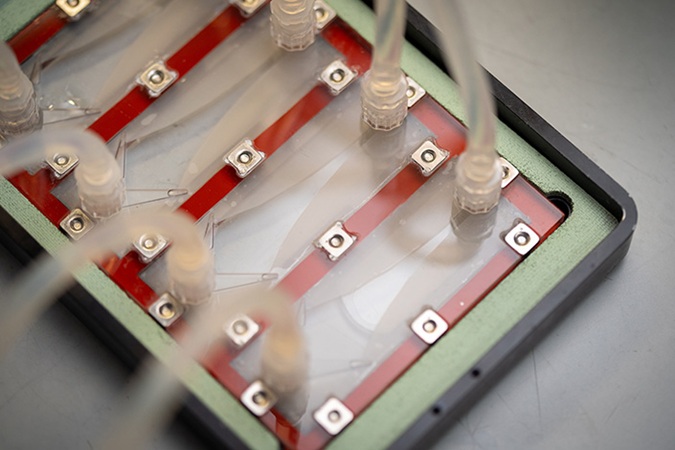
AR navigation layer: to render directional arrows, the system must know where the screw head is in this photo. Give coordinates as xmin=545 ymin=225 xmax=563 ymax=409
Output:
xmin=69 ymin=216 xmax=84 ymax=232
xmin=141 ymin=235 xmax=158 ymax=250
xmin=148 ymin=69 xmax=165 ymax=85
xmin=54 ymin=154 xmax=70 ymax=166
xmin=503 ymin=222 xmax=540 ymax=256
xmin=237 ymin=150 xmax=253 ymax=164
xmin=330 ymin=69 xmax=345 ymax=83
xmin=252 ymin=391 xmax=269 ymax=407
xmin=421 ymin=149 xmax=436 ymax=163
xmin=422 ymin=319 xmax=437 ymax=333
xmin=315 ymin=6 xmax=328 ymax=21
xmin=411 ymin=309 xmax=448 ymax=345
xmin=232 ymin=319 xmax=249 ymax=336
xmin=328 ymin=234 xmax=344 ymax=248
xmin=514 ymin=231 xmax=531 ymax=246
xmin=158 ymin=302 xmax=176 ymax=319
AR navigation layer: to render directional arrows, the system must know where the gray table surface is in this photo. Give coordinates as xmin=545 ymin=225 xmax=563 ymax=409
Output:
xmin=1 ymin=0 xmax=674 ymax=448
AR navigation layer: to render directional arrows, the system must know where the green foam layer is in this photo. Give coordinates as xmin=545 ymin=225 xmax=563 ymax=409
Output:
xmin=0 ymin=1 xmax=617 ymax=448
xmin=0 ymin=0 xmax=53 ymax=41
xmin=326 ymin=1 xmax=616 ymax=449
xmin=0 ymin=178 xmax=277 ymax=450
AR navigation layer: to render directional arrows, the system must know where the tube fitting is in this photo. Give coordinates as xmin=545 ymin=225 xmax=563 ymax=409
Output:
xmin=453 ymin=151 xmax=502 ymax=214
xmin=360 ymin=69 xmax=408 ymax=130
xmin=270 ymin=0 xmax=316 ymax=51
xmin=0 ymin=41 xmax=42 ymax=140
xmin=72 ymin=131 xmax=125 ymax=219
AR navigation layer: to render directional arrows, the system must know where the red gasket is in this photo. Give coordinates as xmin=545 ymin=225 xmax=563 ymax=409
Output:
xmin=8 ymin=5 xmax=68 ymax=64
xmin=88 ymin=6 xmax=246 ymax=142
xmin=6 ymin=13 xmax=565 ymax=450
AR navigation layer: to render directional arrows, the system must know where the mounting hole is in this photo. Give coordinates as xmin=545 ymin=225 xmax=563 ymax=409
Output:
xmin=471 ymin=368 xmax=481 ymax=378
xmin=431 ymin=405 xmax=443 ymax=415
xmin=546 ymin=192 xmax=573 ymax=220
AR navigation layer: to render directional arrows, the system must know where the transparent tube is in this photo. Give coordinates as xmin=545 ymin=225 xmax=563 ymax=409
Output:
xmin=0 ymin=208 xmax=213 ymax=358
xmin=99 ymin=285 xmax=306 ymax=449
xmin=270 ymin=0 xmax=316 ymax=51
xmin=430 ymin=0 xmax=501 ymax=213
xmin=0 ymin=129 xmax=124 ymax=218
xmin=360 ymin=0 xmax=408 ymax=130
xmin=0 ymin=41 xmax=42 ymax=139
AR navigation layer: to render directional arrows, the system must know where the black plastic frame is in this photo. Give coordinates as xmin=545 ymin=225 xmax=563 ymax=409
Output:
xmin=0 ymin=3 xmax=636 ymax=449
xmin=370 ymin=3 xmax=637 ymax=449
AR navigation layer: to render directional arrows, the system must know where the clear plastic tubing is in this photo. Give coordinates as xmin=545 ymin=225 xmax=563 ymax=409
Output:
xmin=360 ymin=0 xmax=409 ymax=131
xmin=430 ymin=0 xmax=501 ymax=213
xmin=0 ymin=41 xmax=42 ymax=141
xmin=270 ymin=0 xmax=316 ymax=51
xmin=99 ymin=285 xmax=306 ymax=450
xmin=0 ymin=208 xmax=214 ymax=357
xmin=0 ymin=128 xmax=125 ymax=218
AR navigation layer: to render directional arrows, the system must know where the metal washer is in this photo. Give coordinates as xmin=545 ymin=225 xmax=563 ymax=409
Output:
xmin=55 ymin=0 xmax=91 ymax=19
xmin=411 ymin=308 xmax=449 ymax=345
xmin=60 ymin=208 xmax=94 ymax=241
xmin=46 ymin=153 xmax=79 ymax=179
xmin=148 ymin=292 xmax=184 ymax=328
xmin=314 ymin=397 xmax=354 ymax=436
xmin=410 ymin=140 xmax=449 ymax=176
xmin=241 ymin=380 xmax=278 ymax=417
xmin=315 ymin=221 xmax=356 ymax=261
xmin=224 ymin=314 xmax=260 ymax=349
xmin=224 ymin=139 xmax=266 ymax=178
xmin=137 ymin=61 xmax=178 ymax=98
xmin=500 ymin=157 xmax=520 ymax=188
xmin=320 ymin=60 xmax=357 ymax=96
xmin=504 ymin=222 xmax=540 ymax=256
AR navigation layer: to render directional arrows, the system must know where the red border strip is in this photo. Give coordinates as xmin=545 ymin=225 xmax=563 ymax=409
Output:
xmin=179 ymin=85 xmax=334 ymax=220
xmin=6 ymin=14 xmax=566 ymax=450
xmin=8 ymin=5 xmax=68 ymax=64
xmin=88 ymin=6 xmax=245 ymax=142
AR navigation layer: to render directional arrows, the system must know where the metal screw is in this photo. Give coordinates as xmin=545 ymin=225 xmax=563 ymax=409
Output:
xmin=252 ymin=391 xmax=269 ymax=407
xmin=141 ymin=235 xmax=158 ymax=250
xmin=69 ymin=217 xmax=84 ymax=232
xmin=67 ymin=0 xmax=80 ymax=6
xmin=328 ymin=234 xmax=344 ymax=248
xmin=330 ymin=69 xmax=345 ymax=83
xmin=232 ymin=319 xmax=249 ymax=336
xmin=406 ymin=86 xmax=416 ymax=98
xmin=54 ymin=154 xmax=70 ymax=167
xmin=158 ymin=303 xmax=175 ymax=319
xmin=315 ymin=6 xmax=328 ymax=21
xmin=421 ymin=149 xmax=436 ymax=163
xmin=502 ymin=165 xmax=510 ymax=179
xmin=148 ymin=69 xmax=165 ymax=85
xmin=328 ymin=410 xmax=341 ymax=423
xmin=422 ymin=319 xmax=437 ymax=333
xmin=237 ymin=151 xmax=253 ymax=164
xmin=514 ymin=231 xmax=531 ymax=246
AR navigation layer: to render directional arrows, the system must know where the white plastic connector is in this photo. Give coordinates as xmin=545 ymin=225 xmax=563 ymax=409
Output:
xmin=0 ymin=129 xmax=124 ymax=219
xmin=167 ymin=242 xmax=215 ymax=305
xmin=270 ymin=0 xmax=316 ymax=51
xmin=72 ymin=133 xmax=125 ymax=219
xmin=454 ymin=152 xmax=502 ymax=214
xmin=0 ymin=41 xmax=42 ymax=140
xmin=0 ymin=208 xmax=213 ymax=358
xmin=360 ymin=0 xmax=408 ymax=131
xmin=430 ymin=0 xmax=501 ymax=214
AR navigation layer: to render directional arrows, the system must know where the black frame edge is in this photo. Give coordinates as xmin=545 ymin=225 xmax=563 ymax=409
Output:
xmin=0 ymin=206 xmax=253 ymax=450
xmin=385 ymin=3 xmax=637 ymax=449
